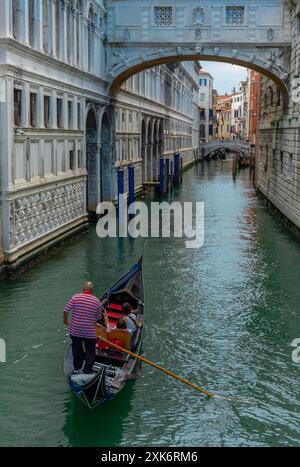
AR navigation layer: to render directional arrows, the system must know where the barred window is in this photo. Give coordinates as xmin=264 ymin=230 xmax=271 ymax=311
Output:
xmin=154 ymin=7 xmax=173 ymax=26
xmin=225 ymin=6 xmax=245 ymax=25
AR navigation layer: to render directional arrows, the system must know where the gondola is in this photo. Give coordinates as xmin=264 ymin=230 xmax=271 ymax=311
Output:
xmin=64 ymin=257 xmax=144 ymax=409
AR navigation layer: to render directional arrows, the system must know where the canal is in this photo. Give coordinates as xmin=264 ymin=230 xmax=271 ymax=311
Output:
xmin=0 ymin=161 xmax=300 ymax=447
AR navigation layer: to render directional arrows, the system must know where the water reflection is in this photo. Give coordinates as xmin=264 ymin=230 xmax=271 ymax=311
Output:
xmin=63 ymin=383 xmax=135 ymax=447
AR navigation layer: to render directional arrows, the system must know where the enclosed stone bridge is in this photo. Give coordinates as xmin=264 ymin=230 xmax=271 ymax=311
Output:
xmin=199 ymin=140 xmax=252 ymax=158
xmin=106 ymin=0 xmax=292 ymax=99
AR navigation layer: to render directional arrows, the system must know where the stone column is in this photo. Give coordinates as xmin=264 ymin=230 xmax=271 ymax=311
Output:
xmin=63 ymin=94 xmax=68 ymax=129
xmin=0 ymin=76 xmax=14 ymax=253
xmin=82 ymin=19 xmax=89 ymax=71
xmin=78 ymin=14 xmax=83 ymax=69
xmin=50 ymin=0 xmax=57 ymax=57
xmin=38 ymin=86 xmax=44 ymax=128
xmin=60 ymin=1 xmax=67 ymax=62
xmin=71 ymin=8 xmax=77 ymax=66
xmin=0 ymin=0 xmax=13 ymax=38
xmin=73 ymin=96 xmax=78 ymax=130
xmin=34 ymin=0 xmax=44 ymax=51
xmin=20 ymin=0 xmax=30 ymax=45
xmin=22 ymin=82 xmax=30 ymax=127
xmin=50 ymin=89 xmax=57 ymax=128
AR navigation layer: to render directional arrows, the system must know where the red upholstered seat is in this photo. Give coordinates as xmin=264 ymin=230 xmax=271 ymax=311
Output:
xmin=107 ymin=311 xmax=124 ymax=319
xmin=108 ymin=303 xmax=123 ymax=311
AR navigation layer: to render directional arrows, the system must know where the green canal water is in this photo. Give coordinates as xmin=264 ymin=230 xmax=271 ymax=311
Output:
xmin=0 ymin=161 xmax=300 ymax=447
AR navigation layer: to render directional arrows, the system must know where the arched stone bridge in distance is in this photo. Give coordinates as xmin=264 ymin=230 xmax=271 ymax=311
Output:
xmin=199 ymin=140 xmax=252 ymax=159
xmin=105 ymin=0 xmax=292 ymax=102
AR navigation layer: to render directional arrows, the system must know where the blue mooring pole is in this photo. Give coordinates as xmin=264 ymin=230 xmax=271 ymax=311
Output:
xmin=128 ymin=164 xmax=135 ymax=220
xmin=174 ymin=152 xmax=180 ymax=186
xmin=160 ymin=157 xmax=165 ymax=196
xmin=166 ymin=158 xmax=170 ymax=192
xmin=117 ymin=168 xmax=125 ymax=229
xmin=117 ymin=168 xmax=124 ymax=199
xmin=128 ymin=164 xmax=135 ymax=206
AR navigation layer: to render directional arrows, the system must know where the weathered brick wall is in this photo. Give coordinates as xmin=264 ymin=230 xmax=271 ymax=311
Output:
xmin=256 ymin=4 xmax=300 ymax=232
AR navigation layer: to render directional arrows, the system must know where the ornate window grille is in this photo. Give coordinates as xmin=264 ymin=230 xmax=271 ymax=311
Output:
xmin=225 ymin=6 xmax=245 ymax=25
xmin=154 ymin=7 xmax=173 ymax=26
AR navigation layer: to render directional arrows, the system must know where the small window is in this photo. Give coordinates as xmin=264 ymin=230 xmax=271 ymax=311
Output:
xmin=200 ymin=93 xmax=206 ymax=102
xmin=280 ymin=151 xmax=284 ymax=173
xmin=154 ymin=6 xmax=173 ymax=26
xmin=226 ymin=6 xmax=245 ymax=25
xmin=57 ymin=98 xmax=63 ymax=128
xmin=14 ymin=88 xmax=22 ymax=126
xmin=288 ymin=153 xmax=293 ymax=177
xmin=69 ymin=150 xmax=75 ymax=170
xmin=30 ymin=93 xmax=37 ymax=127
xmin=44 ymin=95 xmax=50 ymax=128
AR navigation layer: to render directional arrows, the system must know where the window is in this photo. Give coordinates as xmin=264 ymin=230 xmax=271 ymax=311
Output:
xmin=77 ymin=102 xmax=81 ymax=129
xmin=57 ymin=98 xmax=63 ymax=128
xmin=200 ymin=78 xmax=207 ymax=86
xmin=78 ymin=149 xmax=82 ymax=168
xmin=14 ymin=88 xmax=22 ymax=126
xmin=30 ymin=93 xmax=37 ymax=127
xmin=226 ymin=6 xmax=245 ymax=25
xmin=69 ymin=150 xmax=75 ymax=170
xmin=264 ymin=147 xmax=269 ymax=173
xmin=200 ymin=93 xmax=206 ymax=102
xmin=272 ymin=150 xmax=276 ymax=171
xmin=280 ymin=151 xmax=284 ymax=173
xmin=68 ymin=101 xmax=73 ymax=129
xmin=288 ymin=153 xmax=293 ymax=177
xmin=44 ymin=95 xmax=50 ymax=128
xmin=154 ymin=7 xmax=173 ymax=26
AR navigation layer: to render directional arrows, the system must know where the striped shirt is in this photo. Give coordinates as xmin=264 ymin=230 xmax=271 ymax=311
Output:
xmin=64 ymin=292 xmax=101 ymax=339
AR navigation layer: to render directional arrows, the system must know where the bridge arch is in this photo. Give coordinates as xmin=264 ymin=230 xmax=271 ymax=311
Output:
xmin=200 ymin=141 xmax=252 ymax=159
xmin=109 ymin=51 xmax=289 ymax=102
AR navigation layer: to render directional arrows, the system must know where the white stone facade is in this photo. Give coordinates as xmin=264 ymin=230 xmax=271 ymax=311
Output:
xmin=231 ymin=79 xmax=249 ymax=140
xmin=0 ymin=0 xmax=200 ymax=265
xmin=256 ymin=1 xmax=300 ymax=234
xmin=198 ymin=70 xmax=214 ymax=142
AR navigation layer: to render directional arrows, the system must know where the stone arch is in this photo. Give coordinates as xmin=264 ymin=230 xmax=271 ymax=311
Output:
xmin=86 ymin=106 xmax=98 ymax=212
xmin=202 ymin=141 xmax=251 ymax=159
xmin=146 ymin=119 xmax=154 ymax=182
xmin=141 ymin=119 xmax=147 ymax=183
xmin=152 ymin=120 xmax=160 ymax=181
xmin=109 ymin=50 xmax=289 ymax=103
xmin=100 ymin=111 xmax=113 ymax=201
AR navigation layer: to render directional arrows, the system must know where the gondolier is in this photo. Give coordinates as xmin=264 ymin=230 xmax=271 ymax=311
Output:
xmin=64 ymin=258 xmax=144 ymax=408
xmin=64 ymin=281 xmax=101 ymax=374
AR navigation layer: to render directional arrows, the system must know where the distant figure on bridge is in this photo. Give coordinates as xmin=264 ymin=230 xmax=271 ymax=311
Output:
xmin=64 ymin=281 xmax=101 ymax=374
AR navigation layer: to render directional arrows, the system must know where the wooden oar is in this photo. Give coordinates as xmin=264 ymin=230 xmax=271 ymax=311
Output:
xmin=99 ymin=337 xmax=214 ymax=398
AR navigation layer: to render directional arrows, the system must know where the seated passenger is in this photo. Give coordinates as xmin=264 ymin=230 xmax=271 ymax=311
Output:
xmin=122 ymin=303 xmax=141 ymax=340
xmin=107 ymin=318 xmax=131 ymax=350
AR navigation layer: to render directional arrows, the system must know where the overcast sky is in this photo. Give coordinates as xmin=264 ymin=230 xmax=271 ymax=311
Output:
xmin=200 ymin=61 xmax=248 ymax=94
